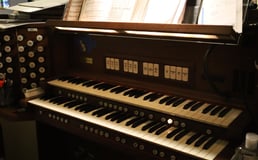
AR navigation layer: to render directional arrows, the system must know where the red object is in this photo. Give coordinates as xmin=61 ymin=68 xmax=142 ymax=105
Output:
xmin=0 ymin=80 xmax=4 ymax=88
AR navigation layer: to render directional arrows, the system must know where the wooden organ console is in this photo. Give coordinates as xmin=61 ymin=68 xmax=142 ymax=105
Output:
xmin=27 ymin=20 xmax=258 ymax=159
xmin=0 ymin=9 xmax=258 ymax=160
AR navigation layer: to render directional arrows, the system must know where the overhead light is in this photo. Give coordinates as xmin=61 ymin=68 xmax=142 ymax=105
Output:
xmin=55 ymin=26 xmax=219 ymax=39
xmin=54 ymin=25 xmax=236 ymax=44
xmin=124 ymin=30 xmax=219 ymax=39
xmin=55 ymin=26 xmax=119 ymax=34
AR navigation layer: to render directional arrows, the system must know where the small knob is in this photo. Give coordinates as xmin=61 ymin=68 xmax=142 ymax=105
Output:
xmin=4 ymin=46 xmax=11 ymax=53
xmin=17 ymin=35 xmax=24 ymax=41
xmin=18 ymin=46 xmax=25 ymax=52
xmin=36 ymin=35 xmax=43 ymax=41
xmin=27 ymin=40 xmax=34 ymax=47
xmin=3 ymin=35 xmax=11 ymax=42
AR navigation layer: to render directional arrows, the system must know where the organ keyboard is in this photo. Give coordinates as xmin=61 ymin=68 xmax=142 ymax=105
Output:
xmin=46 ymin=76 xmax=242 ymax=128
xmin=29 ymin=93 xmax=228 ymax=160
xmin=28 ymin=75 xmax=247 ymax=160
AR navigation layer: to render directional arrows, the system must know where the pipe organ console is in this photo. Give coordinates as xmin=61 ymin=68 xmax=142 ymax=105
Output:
xmin=27 ymin=21 xmax=257 ymax=160
xmin=1 ymin=12 xmax=258 ymax=160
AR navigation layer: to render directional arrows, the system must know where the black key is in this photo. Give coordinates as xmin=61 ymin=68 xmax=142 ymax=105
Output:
xmin=202 ymin=104 xmax=216 ymax=114
xmin=174 ymin=129 xmax=189 ymax=141
xmin=159 ymin=96 xmax=173 ymax=104
xmin=67 ymin=77 xmax=78 ymax=83
xmin=155 ymin=125 xmax=170 ymax=135
xmin=49 ymin=96 xmax=64 ymax=103
xmin=166 ymin=128 xmax=183 ymax=139
xmin=149 ymin=93 xmax=163 ymax=102
xmin=77 ymin=104 xmax=99 ymax=113
xmin=142 ymin=121 xmax=158 ymax=131
xmin=68 ymin=77 xmax=88 ymax=84
xmin=203 ymin=137 xmax=217 ymax=150
xmin=123 ymin=89 xmax=144 ymax=98
xmin=131 ymin=117 xmax=148 ymax=128
xmin=126 ymin=117 xmax=141 ymax=126
xmin=73 ymin=103 xmax=87 ymax=110
xmin=74 ymin=103 xmax=90 ymax=111
xmin=80 ymin=104 xmax=99 ymax=112
xmin=101 ymin=84 xmax=117 ymax=91
xmin=123 ymin=89 xmax=134 ymax=96
xmin=148 ymin=122 xmax=165 ymax=133
xmin=74 ymin=78 xmax=88 ymax=84
xmin=64 ymin=100 xmax=82 ymax=108
xmin=92 ymin=108 xmax=108 ymax=116
xmin=57 ymin=98 xmax=73 ymax=105
xmin=93 ymin=83 xmax=116 ymax=91
xmin=116 ymin=113 xmax=132 ymax=123
xmin=210 ymin=105 xmax=224 ymax=116
xmin=110 ymin=86 xmax=129 ymax=94
xmin=190 ymin=102 xmax=204 ymax=111
xmin=186 ymin=132 xmax=202 ymax=145
xmin=58 ymin=76 xmax=74 ymax=81
xmin=144 ymin=93 xmax=163 ymax=102
xmin=111 ymin=112 xmax=128 ymax=122
xmin=129 ymin=89 xmax=143 ymax=98
xmin=82 ymin=80 xmax=100 ymax=87
xmin=50 ymin=96 xmax=71 ymax=105
xmin=172 ymin=98 xmax=186 ymax=107
xmin=143 ymin=93 xmax=153 ymax=101
xmin=183 ymin=100 xmax=197 ymax=110
xmin=134 ymin=90 xmax=148 ymax=98
xmin=165 ymin=97 xmax=179 ymax=105
xmin=92 ymin=108 xmax=106 ymax=116
xmin=218 ymin=108 xmax=231 ymax=117
xmin=95 ymin=108 xmax=113 ymax=117
xmin=194 ymin=135 xmax=210 ymax=147
xmin=93 ymin=83 xmax=105 ymax=89
xmin=115 ymin=87 xmax=130 ymax=94
xmin=105 ymin=111 xmax=123 ymax=120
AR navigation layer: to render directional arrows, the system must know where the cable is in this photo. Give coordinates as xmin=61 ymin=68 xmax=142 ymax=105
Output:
xmin=202 ymin=44 xmax=230 ymax=99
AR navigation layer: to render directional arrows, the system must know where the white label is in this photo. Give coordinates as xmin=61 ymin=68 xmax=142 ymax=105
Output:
xmin=143 ymin=62 xmax=148 ymax=75
xmin=176 ymin=66 xmax=182 ymax=81
xmin=133 ymin=61 xmax=138 ymax=74
xmin=114 ymin=58 xmax=120 ymax=71
xmin=182 ymin=67 xmax=189 ymax=82
xmin=123 ymin=60 xmax=129 ymax=72
xmin=164 ymin=65 xmax=170 ymax=79
xmin=153 ymin=63 xmax=159 ymax=77
xmin=170 ymin=66 xmax=176 ymax=79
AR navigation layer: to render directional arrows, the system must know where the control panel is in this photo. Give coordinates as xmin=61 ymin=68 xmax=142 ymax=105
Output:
xmin=105 ymin=56 xmax=191 ymax=84
xmin=16 ymin=27 xmax=49 ymax=92
xmin=0 ymin=25 xmax=49 ymax=106
xmin=0 ymin=29 xmax=18 ymax=83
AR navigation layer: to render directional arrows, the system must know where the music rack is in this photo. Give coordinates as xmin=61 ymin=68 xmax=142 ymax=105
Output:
xmin=47 ymin=20 xmax=240 ymax=45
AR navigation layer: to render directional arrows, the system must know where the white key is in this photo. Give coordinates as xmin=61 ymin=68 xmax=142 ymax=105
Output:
xmin=174 ymin=131 xmax=196 ymax=151
xmin=204 ymin=140 xmax=228 ymax=160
